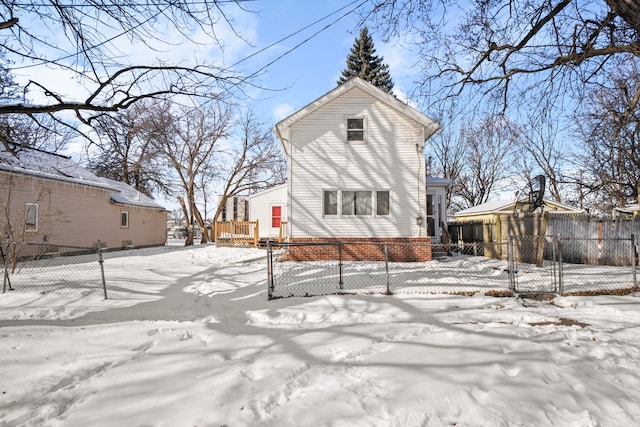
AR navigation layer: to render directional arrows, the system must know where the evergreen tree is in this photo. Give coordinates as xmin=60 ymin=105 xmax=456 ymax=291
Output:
xmin=337 ymin=27 xmax=394 ymax=93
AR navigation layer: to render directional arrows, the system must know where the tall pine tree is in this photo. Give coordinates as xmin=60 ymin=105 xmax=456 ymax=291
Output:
xmin=337 ymin=27 xmax=394 ymax=93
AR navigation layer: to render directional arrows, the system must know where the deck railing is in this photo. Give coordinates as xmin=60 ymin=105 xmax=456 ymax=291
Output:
xmin=214 ymin=220 xmax=259 ymax=247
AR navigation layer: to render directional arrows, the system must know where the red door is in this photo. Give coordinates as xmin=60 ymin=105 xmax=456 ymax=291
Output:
xmin=271 ymin=206 xmax=282 ymax=228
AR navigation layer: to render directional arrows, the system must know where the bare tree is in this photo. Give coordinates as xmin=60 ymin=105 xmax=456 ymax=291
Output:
xmin=87 ymin=102 xmax=171 ymax=197
xmin=577 ymin=59 xmax=640 ymax=212
xmin=363 ymin=0 xmax=640 ymax=113
xmin=0 ymin=1 xmax=250 ymax=133
xmin=147 ymin=101 xmax=233 ymax=245
xmin=513 ymin=109 xmax=568 ymax=203
xmin=425 ymin=106 xmax=466 ymax=209
xmin=0 ymin=53 xmax=71 ymax=153
xmin=454 ymin=116 xmax=518 ymax=210
xmin=211 ymin=109 xmax=286 ymax=238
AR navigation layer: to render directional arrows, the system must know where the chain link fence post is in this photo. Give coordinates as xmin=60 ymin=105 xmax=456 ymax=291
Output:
xmin=338 ymin=243 xmax=343 ymax=290
xmin=507 ymin=236 xmax=515 ymax=292
xmin=97 ymin=240 xmax=108 ymax=300
xmin=632 ymin=234 xmax=637 ymax=292
xmin=266 ymin=239 xmax=274 ymax=300
xmin=2 ymin=239 xmax=10 ymax=293
xmin=557 ymin=234 xmax=564 ymax=296
xmin=384 ymin=243 xmax=390 ymax=294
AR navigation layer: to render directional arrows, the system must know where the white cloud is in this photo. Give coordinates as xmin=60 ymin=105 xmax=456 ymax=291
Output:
xmin=273 ymin=103 xmax=295 ymax=121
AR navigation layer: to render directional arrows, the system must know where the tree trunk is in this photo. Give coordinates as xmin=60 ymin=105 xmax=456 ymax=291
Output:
xmin=606 ymin=0 xmax=640 ymax=37
xmin=178 ymin=196 xmax=194 ymax=246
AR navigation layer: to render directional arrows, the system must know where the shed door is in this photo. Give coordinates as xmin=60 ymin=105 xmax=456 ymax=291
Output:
xmin=271 ymin=206 xmax=282 ymax=228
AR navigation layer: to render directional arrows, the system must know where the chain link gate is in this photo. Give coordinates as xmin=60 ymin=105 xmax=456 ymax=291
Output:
xmin=508 ymin=235 xmax=562 ymax=294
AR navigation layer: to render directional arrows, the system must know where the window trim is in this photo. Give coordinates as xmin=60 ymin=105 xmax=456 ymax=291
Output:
xmin=375 ymin=190 xmax=391 ymax=217
xmin=346 ymin=116 xmax=366 ymax=143
xmin=25 ymin=203 xmax=38 ymax=232
xmin=121 ymin=211 xmax=129 ymax=228
xmin=323 ymin=190 xmax=338 ymax=216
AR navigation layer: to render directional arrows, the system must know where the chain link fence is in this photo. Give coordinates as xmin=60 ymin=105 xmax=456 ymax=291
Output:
xmin=2 ymin=241 xmax=107 ymax=298
xmin=267 ymin=236 xmax=638 ymax=299
xmin=267 ymin=241 xmax=513 ymax=299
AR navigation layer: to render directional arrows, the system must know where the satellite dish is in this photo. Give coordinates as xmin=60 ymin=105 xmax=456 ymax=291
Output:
xmin=514 ymin=174 xmax=546 ymax=215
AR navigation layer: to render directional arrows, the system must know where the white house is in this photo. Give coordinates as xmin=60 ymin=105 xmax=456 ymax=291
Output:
xmin=248 ymin=184 xmax=287 ymax=239
xmin=274 ymin=77 xmax=444 ymax=243
xmin=215 ymin=195 xmax=249 ymax=222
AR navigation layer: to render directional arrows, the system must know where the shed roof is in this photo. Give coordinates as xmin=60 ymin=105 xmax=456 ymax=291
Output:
xmin=454 ymin=199 xmax=583 ymax=217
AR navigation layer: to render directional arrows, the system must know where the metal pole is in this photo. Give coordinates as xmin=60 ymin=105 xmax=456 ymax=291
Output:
xmin=97 ymin=240 xmax=108 ymax=300
xmin=632 ymin=234 xmax=637 ymax=292
xmin=266 ymin=239 xmax=274 ymax=300
xmin=508 ymin=236 xmax=515 ymax=292
xmin=338 ymin=243 xmax=343 ymax=290
xmin=551 ymin=235 xmax=557 ymax=294
xmin=557 ymin=235 xmax=564 ymax=296
xmin=2 ymin=239 xmax=9 ymax=293
xmin=384 ymin=243 xmax=390 ymax=294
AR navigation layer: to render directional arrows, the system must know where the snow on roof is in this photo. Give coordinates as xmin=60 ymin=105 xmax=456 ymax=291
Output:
xmin=454 ymin=198 xmax=582 ymax=217
xmin=1 ymin=146 xmax=165 ymax=210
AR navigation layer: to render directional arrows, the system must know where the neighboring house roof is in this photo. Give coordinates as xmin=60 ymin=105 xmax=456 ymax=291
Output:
xmin=427 ymin=177 xmax=453 ymax=187
xmin=613 ymin=204 xmax=639 ymax=216
xmin=275 ymin=77 xmax=440 ymax=154
xmin=247 ymin=183 xmax=287 ymax=200
xmin=0 ymin=146 xmax=165 ymax=210
xmin=454 ymin=199 xmax=583 ymax=218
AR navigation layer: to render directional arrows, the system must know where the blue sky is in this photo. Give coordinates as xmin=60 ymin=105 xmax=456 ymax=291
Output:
xmin=10 ymin=0 xmax=419 ymax=141
xmin=223 ymin=0 xmax=418 ymax=124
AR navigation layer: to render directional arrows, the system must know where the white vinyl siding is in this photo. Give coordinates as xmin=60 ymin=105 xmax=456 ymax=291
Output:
xmin=248 ymin=184 xmax=288 ymax=239
xmin=288 ymin=87 xmax=425 ymax=238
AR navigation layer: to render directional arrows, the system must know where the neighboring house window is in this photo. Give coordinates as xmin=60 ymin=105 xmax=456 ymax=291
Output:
xmin=324 ymin=190 xmax=338 ymax=215
xmin=346 ymin=117 xmax=365 ymax=142
xmin=376 ymin=191 xmax=390 ymax=216
xmin=25 ymin=203 xmax=38 ymax=232
xmin=271 ymin=206 xmax=282 ymax=227
xmin=121 ymin=211 xmax=129 ymax=228
xmin=342 ymin=191 xmax=372 ymax=215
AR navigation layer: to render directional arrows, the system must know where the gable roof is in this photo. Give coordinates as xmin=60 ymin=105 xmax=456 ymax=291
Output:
xmin=0 ymin=146 xmax=165 ymax=210
xmin=454 ymin=198 xmax=583 ymax=218
xmin=247 ymin=183 xmax=287 ymax=200
xmin=275 ymin=77 xmax=440 ymax=150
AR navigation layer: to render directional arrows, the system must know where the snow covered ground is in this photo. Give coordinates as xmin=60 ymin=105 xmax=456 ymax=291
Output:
xmin=1 ymin=244 xmax=640 ymax=426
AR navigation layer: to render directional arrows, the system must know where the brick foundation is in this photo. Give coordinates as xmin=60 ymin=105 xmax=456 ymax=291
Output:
xmin=286 ymin=237 xmax=432 ymax=262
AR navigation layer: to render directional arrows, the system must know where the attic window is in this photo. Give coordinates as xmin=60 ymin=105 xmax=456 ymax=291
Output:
xmin=346 ymin=118 xmax=365 ymax=142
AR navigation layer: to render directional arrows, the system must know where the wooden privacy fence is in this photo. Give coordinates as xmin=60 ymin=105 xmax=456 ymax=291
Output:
xmin=215 ymin=220 xmax=259 ymax=247
xmin=449 ymin=213 xmax=640 ymax=266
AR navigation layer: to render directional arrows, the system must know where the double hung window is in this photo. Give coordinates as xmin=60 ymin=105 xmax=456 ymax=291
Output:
xmin=346 ymin=118 xmax=365 ymax=142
